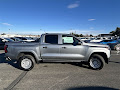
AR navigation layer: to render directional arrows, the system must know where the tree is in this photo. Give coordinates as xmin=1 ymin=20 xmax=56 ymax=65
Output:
xmin=79 ymin=34 xmax=84 ymax=37
xmin=70 ymin=32 xmax=79 ymax=37
xmin=110 ymin=27 xmax=120 ymax=36
xmin=110 ymin=31 xmax=115 ymax=35
xmin=70 ymin=32 xmax=74 ymax=35
xmin=74 ymin=34 xmax=80 ymax=37
xmin=70 ymin=32 xmax=84 ymax=37
xmin=1 ymin=33 xmax=6 ymax=35
xmin=90 ymin=34 xmax=93 ymax=37
xmin=115 ymin=27 xmax=120 ymax=36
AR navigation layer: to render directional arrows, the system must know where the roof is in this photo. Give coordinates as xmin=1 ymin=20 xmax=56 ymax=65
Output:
xmin=43 ymin=33 xmax=70 ymax=35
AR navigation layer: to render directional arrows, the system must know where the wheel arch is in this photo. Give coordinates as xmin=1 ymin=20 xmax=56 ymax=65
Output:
xmin=17 ymin=52 xmax=39 ymax=63
xmin=89 ymin=52 xmax=108 ymax=64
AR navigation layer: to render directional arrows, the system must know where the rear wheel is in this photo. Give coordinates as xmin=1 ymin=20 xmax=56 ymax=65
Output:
xmin=18 ymin=55 xmax=35 ymax=71
xmin=89 ymin=54 xmax=105 ymax=70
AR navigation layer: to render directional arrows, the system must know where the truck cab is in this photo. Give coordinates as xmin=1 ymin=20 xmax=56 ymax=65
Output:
xmin=40 ymin=33 xmax=87 ymax=61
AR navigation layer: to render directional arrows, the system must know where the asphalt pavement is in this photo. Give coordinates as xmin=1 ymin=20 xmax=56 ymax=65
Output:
xmin=0 ymin=50 xmax=120 ymax=90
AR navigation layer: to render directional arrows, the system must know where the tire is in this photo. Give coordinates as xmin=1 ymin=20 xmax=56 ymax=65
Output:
xmin=89 ymin=54 xmax=105 ymax=70
xmin=18 ymin=55 xmax=35 ymax=71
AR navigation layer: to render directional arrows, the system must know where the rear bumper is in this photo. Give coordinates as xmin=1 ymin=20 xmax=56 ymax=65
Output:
xmin=5 ymin=53 xmax=17 ymax=60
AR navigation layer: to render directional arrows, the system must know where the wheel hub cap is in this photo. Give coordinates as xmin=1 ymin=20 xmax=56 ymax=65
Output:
xmin=90 ymin=58 xmax=101 ymax=69
xmin=21 ymin=59 xmax=32 ymax=69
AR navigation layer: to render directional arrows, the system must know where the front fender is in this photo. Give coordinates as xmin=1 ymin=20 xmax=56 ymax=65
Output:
xmin=85 ymin=48 xmax=110 ymax=61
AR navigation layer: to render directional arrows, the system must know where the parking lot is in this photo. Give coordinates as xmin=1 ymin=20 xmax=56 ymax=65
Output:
xmin=0 ymin=50 xmax=120 ymax=90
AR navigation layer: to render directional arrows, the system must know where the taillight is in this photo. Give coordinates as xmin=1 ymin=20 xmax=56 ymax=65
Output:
xmin=4 ymin=45 xmax=8 ymax=53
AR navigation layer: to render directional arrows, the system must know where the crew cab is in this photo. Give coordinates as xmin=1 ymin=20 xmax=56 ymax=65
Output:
xmin=5 ymin=33 xmax=111 ymax=71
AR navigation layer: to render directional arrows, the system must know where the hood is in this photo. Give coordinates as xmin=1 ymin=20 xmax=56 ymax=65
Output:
xmin=83 ymin=42 xmax=109 ymax=48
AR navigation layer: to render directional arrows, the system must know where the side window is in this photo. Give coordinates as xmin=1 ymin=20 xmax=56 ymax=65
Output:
xmin=45 ymin=35 xmax=58 ymax=44
xmin=62 ymin=36 xmax=74 ymax=44
xmin=62 ymin=35 xmax=80 ymax=44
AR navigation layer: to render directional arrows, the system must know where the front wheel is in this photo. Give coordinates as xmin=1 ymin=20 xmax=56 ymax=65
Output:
xmin=89 ymin=54 xmax=105 ymax=70
xmin=18 ymin=55 xmax=35 ymax=71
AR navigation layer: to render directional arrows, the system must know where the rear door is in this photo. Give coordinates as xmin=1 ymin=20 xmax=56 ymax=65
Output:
xmin=40 ymin=34 xmax=61 ymax=60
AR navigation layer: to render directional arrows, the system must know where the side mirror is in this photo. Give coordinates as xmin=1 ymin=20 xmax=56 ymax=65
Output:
xmin=73 ymin=42 xmax=82 ymax=46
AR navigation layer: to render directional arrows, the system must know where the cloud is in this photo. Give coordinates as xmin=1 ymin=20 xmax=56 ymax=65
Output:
xmin=67 ymin=1 xmax=80 ymax=9
xmin=90 ymin=27 xmax=94 ymax=29
xmin=88 ymin=19 xmax=96 ymax=21
xmin=2 ymin=23 xmax=13 ymax=26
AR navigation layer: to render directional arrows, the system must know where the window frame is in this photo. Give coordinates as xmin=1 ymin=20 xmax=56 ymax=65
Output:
xmin=62 ymin=35 xmax=81 ymax=45
xmin=44 ymin=34 xmax=58 ymax=44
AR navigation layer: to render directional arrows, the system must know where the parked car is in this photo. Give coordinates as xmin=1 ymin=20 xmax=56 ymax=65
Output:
xmin=78 ymin=37 xmax=95 ymax=41
xmin=90 ymin=37 xmax=103 ymax=43
xmin=117 ymin=38 xmax=120 ymax=43
xmin=30 ymin=37 xmax=38 ymax=40
xmin=4 ymin=38 xmax=14 ymax=42
xmin=5 ymin=33 xmax=111 ymax=71
xmin=114 ymin=44 xmax=120 ymax=51
xmin=100 ymin=39 xmax=119 ymax=44
xmin=78 ymin=37 xmax=88 ymax=41
xmin=99 ymin=39 xmax=119 ymax=50
xmin=0 ymin=38 xmax=5 ymax=50
xmin=10 ymin=37 xmax=23 ymax=42
xmin=0 ymin=38 xmax=13 ymax=50
xmin=84 ymin=40 xmax=91 ymax=43
xmin=16 ymin=37 xmax=34 ymax=42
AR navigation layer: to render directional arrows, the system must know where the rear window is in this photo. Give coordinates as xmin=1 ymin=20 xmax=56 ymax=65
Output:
xmin=45 ymin=35 xmax=58 ymax=44
xmin=11 ymin=38 xmax=15 ymax=41
xmin=21 ymin=38 xmax=27 ymax=40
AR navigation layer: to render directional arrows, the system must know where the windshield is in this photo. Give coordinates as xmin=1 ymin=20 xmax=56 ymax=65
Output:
xmin=4 ymin=38 xmax=14 ymax=42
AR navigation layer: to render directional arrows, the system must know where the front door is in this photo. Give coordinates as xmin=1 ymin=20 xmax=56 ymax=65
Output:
xmin=60 ymin=35 xmax=86 ymax=60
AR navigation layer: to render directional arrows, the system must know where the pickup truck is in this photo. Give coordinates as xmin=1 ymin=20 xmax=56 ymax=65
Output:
xmin=5 ymin=33 xmax=111 ymax=71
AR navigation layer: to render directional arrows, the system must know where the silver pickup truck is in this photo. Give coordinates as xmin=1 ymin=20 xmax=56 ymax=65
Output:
xmin=5 ymin=33 xmax=111 ymax=71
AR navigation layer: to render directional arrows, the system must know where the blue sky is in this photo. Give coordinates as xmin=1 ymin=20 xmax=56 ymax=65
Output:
xmin=0 ymin=0 xmax=120 ymax=35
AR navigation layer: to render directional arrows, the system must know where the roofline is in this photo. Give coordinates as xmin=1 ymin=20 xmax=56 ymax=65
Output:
xmin=42 ymin=33 xmax=70 ymax=35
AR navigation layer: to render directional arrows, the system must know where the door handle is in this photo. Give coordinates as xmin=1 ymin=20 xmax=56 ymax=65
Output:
xmin=62 ymin=47 xmax=66 ymax=49
xmin=43 ymin=46 xmax=47 ymax=48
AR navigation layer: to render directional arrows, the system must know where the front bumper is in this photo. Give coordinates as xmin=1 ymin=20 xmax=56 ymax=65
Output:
xmin=107 ymin=57 xmax=110 ymax=64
